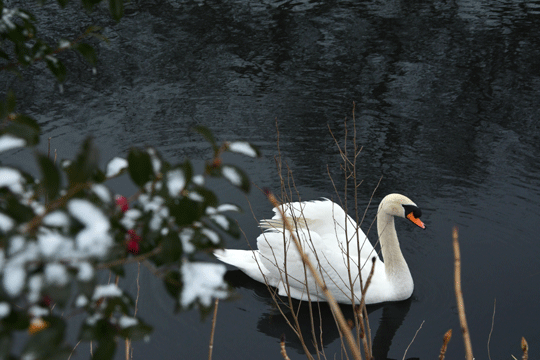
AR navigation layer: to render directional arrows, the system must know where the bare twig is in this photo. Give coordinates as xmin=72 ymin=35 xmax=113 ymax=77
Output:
xmin=280 ymin=335 xmax=291 ymax=360
xmin=453 ymin=226 xmax=473 ymax=360
xmin=439 ymin=329 xmax=452 ymax=360
xmin=521 ymin=337 xmax=528 ymax=360
xmin=208 ymin=298 xmax=220 ymax=360
xmin=402 ymin=320 xmax=424 ymax=360
xmin=487 ymin=299 xmax=496 ymax=360
xmin=267 ymin=192 xmax=362 ymax=360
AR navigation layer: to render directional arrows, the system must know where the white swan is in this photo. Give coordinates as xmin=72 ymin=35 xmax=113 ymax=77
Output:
xmin=215 ymin=193 xmax=425 ymax=304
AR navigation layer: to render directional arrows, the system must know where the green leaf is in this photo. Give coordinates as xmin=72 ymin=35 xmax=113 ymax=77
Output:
xmin=109 ymin=0 xmax=124 ymax=21
xmin=93 ymin=338 xmax=116 ymax=360
xmin=127 ymin=148 xmax=154 ymax=187
xmin=163 ymin=270 xmax=182 ymax=303
xmin=74 ymin=42 xmax=97 ymax=65
xmin=3 ymin=114 xmax=40 ymax=146
xmin=155 ymin=232 xmax=182 ymax=265
xmin=4 ymin=191 xmax=35 ymax=222
xmin=221 ymin=164 xmax=251 ymax=192
xmin=169 ymin=198 xmax=201 ymax=227
xmin=192 ymin=125 xmax=218 ymax=152
xmin=37 ymin=154 xmax=61 ymax=200
xmin=65 ymin=137 xmax=100 ymax=186
xmin=45 ymin=57 xmax=66 ymax=82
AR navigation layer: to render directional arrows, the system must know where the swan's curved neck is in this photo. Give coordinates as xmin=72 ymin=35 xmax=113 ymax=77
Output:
xmin=377 ymin=212 xmax=411 ymax=282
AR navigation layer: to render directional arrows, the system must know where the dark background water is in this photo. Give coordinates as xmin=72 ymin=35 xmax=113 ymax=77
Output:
xmin=3 ymin=0 xmax=540 ymax=359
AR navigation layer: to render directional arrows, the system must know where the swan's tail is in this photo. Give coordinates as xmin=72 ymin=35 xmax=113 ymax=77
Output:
xmin=214 ymin=249 xmax=266 ymax=283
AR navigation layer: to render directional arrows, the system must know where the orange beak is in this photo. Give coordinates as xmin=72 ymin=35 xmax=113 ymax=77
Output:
xmin=407 ymin=213 xmax=426 ymax=229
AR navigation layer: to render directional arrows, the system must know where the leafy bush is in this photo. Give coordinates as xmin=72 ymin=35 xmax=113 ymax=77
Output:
xmin=0 ymin=1 xmax=259 ymax=358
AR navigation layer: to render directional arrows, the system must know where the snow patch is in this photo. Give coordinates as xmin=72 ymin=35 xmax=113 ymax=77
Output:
xmin=68 ymin=199 xmax=112 ymax=258
xmin=44 ymin=263 xmax=69 ymax=286
xmin=222 ymin=166 xmax=242 ymax=186
xmin=0 ymin=134 xmax=26 ymax=153
xmin=0 ymin=213 xmax=14 ymax=233
xmin=227 ymin=141 xmax=258 ymax=157
xmin=106 ymin=157 xmax=128 ymax=178
xmin=92 ymin=284 xmax=122 ymax=300
xmin=180 ymin=262 xmax=227 ymax=307
xmin=167 ymin=169 xmax=185 ymax=197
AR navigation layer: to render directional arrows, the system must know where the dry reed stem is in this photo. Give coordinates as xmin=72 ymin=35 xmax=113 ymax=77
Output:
xmin=521 ymin=337 xmax=528 ymax=360
xmin=280 ymin=335 xmax=291 ymax=360
xmin=439 ymin=329 xmax=452 ymax=360
xmin=487 ymin=299 xmax=496 ymax=360
xmin=267 ymin=192 xmax=362 ymax=360
xmin=208 ymin=298 xmax=220 ymax=360
xmin=452 ymin=226 xmax=473 ymax=360
xmin=402 ymin=320 xmax=425 ymax=360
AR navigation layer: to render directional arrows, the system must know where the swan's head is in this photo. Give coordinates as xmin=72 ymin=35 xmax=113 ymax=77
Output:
xmin=379 ymin=193 xmax=426 ymax=229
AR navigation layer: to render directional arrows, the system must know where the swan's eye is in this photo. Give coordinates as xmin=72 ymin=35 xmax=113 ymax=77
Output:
xmin=402 ymin=204 xmax=422 ymax=218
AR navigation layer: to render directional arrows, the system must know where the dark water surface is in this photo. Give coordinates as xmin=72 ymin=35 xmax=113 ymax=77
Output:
xmin=4 ymin=0 xmax=540 ymax=358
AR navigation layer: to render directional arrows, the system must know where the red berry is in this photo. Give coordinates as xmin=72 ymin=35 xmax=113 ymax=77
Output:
xmin=115 ymin=195 xmax=129 ymax=212
xmin=127 ymin=239 xmax=139 ymax=254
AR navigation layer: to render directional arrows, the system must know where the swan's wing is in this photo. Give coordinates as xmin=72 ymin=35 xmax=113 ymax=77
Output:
xmin=256 ymin=224 xmax=380 ymax=302
xmin=259 ymin=199 xmax=377 ymax=260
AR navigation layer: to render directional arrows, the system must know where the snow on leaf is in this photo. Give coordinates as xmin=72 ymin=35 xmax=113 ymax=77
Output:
xmin=92 ymin=184 xmax=112 ymax=203
xmin=201 ymin=228 xmax=220 ymax=244
xmin=221 ymin=166 xmax=242 ymax=186
xmin=192 ymin=175 xmax=204 ymax=185
xmin=105 ymin=157 xmax=128 ymax=178
xmin=3 ymin=265 xmax=26 ymax=297
xmin=120 ymin=209 xmax=142 ymax=229
xmin=188 ymin=192 xmax=204 ymax=202
xmin=167 ymin=169 xmax=185 ymax=197
xmin=119 ymin=315 xmax=138 ymax=328
xmin=92 ymin=284 xmax=122 ymax=300
xmin=29 ymin=305 xmax=49 ymax=318
xmin=0 ymin=167 xmax=24 ymax=194
xmin=227 ymin=141 xmax=258 ymax=157
xmin=27 ymin=275 xmax=43 ymax=303
xmin=0 ymin=134 xmax=26 ymax=153
xmin=180 ymin=262 xmax=227 ymax=307
xmin=179 ymin=228 xmax=195 ymax=253
xmin=0 ymin=213 xmax=14 ymax=233
xmin=216 ymin=204 xmax=240 ymax=213
xmin=37 ymin=230 xmax=72 ymax=258
xmin=68 ymin=199 xmax=112 ymax=258
xmin=0 ymin=302 xmax=10 ymax=318
xmin=77 ymin=261 xmax=94 ymax=281
xmin=210 ymin=215 xmax=229 ymax=230
xmin=44 ymin=263 xmax=69 ymax=286
xmin=42 ymin=211 xmax=69 ymax=228
xmin=75 ymin=295 xmax=88 ymax=308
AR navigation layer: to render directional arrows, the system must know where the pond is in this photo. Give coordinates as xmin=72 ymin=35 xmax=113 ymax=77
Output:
xmin=4 ymin=0 xmax=540 ymax=359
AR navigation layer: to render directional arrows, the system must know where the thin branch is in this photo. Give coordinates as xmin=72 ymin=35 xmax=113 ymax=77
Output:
xmin=439 ymin=329 xmax=452 ymax=360
xmin=487 ymin=299 xmax=496 ymax=360
xmin=521 ymin=337 xmax=528 ymax=360
xmin=280 ymin=335 xmax=291 ymax=360
xmin=267 ymin=192 xmax=362 ymax=360
xmin=208 ymin=298 xmax=219 ymax=360
xmin=402 ymin=320 xmax=424 ymax=360
xmin=453 ymin=226 xmax=473 ymax=360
